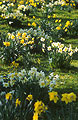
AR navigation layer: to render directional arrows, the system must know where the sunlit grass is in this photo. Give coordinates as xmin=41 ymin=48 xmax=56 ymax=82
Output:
xmin=55 ymin=9 xmax=78 ymax=19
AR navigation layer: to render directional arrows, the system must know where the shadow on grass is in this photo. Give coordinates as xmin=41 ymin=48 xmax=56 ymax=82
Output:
xmin=0 ymin=67 xmax=7 ymax=73
xmin=58 ymin=64 xmax=78 ymax=74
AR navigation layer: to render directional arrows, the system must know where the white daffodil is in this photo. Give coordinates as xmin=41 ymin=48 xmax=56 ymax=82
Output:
xmin=42 ymin=44 xmax=45 ymax=48
xmin=8 ymin=73 xmax=15 ymax=80
xmin=17 ymin=72 xmax=23 ymax=80
xmin=54 ymin=74 xmax=59 ymax=80
xmin=38 ymin=71 xmax=45 ymax=79
xmin=0 ymin=76 xmax=3 ymax=82
xmin=28 ymin=67 xmax=37 ymax=77
xmin=21 ymin=69 xmax=26 ymax=76
xmin=47 ymin=46 xmax=51 ymax=51
xmin=59 ymin=44 xmax=64 ymax=48
xmin=3 ymin=82 xmax=9 ymax=88
xmin=9 ymin=80 xmax=15 ymax=87
xmin=74 ymin=47 xmax=78 ymax=52
xmin=39 ymin=79 xmax=46 ymax=88
xmin=49 ymin=72 xmax=54 ymax=79
xmin=68 ymin=51 xmax=73 ymax=56
xmin=58 ymin=48 xmax=62 ymax=53
xmin=63 ymin=46 xmax=68 ymax=52
xmin=49 ymin=58 xmax=52 ymax=64
xmin=49 ymin=81 xmax=53 ymax=91
xmin=40 ymin=37 xmax=45 ymax=42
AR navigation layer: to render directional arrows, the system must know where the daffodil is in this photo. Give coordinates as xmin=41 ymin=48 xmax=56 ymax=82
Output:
xmin=68 ymin=92 xmax=76 ymax=103
xmin=61 ymin=93 xmax=69 ymax=104
xmin=20 ymin=39 xmax=24 ymax=44
xmin=32 ymin=22 xmax=36 ymax=27
xmin=26 ymin=94 xmax=33 ymax=101
xmin=3 ymin=42 xmax=10 ymax=47
xmin=49 ymin=91 xmax=59 ymax=103
xmin=34 ymin=100 xmax=47 ymax=115
xmin=33 ymin=112 xmax=38 ymax=120
xmin=5 ymin=93 xmax=12 ymax=100
xmin=56 ymin=26 xmax=61 ymax=30
xmin=16 ymin=98 xmax=21 ymax=107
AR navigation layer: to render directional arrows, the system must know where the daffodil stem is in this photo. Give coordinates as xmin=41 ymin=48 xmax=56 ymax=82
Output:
xmin=61 ymin=102 xmax=65 ymax=120
xmin=70 ymin=103 xmax=73 ymax=120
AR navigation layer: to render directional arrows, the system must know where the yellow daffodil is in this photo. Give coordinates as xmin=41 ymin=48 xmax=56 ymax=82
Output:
xmin=49 ymin=91 xmax=59 ymax=103
xmin=32 ymin=22 xmax=36 ymax=27
xmin=5 ymin=93 xmax=12 ymax=100
xmin=55 ymin=19 xmax=58 ymax=23
xmin=11 ymin=35 xmax=15 ymax=39
xmin=19 ymin=1 xmax=24 ymax=4
xmin=56 ymin=26 xmax=61 ymax=30
xmin=34 ymin=100 xmax=47 ymax=115
xmin=20 ymin=39 xmax=24 ymax=44
xmin=68 ymin=92 xmax=76 ymax=103
xmin=53 ymin=14 xmax=56 ymax=18
xmin=48 ymin=15 xmax=51 ymax=19
xmin=22 ymin=33 xmax=27 ymax=38
xmin=33 ymin=16 xmax=35 ymax=19
xmin=0 ymin=2 xmax=2 ymax=5
xmin=3 ymin=42 xmax=10 ymax=47
xmin=61 ymin=93 xmax=69 ymax=104
xmin=26 ymin=94 xmax=33 ymax=101
xmin=33 ymin=112 xmax=38 ymax=120
xmin=16 ymin=98 xmax=21 ymax=107
xmin=17 ymin=32 xmax=21 ymax=37
xmin=28 ymin=23 xmax=31 ymax=26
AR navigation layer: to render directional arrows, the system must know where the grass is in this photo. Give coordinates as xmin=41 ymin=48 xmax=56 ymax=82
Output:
xmin=55 ymin=9 xmax=78 ymax=20
xmin=0 ymin=60 xmax=10 ymax=75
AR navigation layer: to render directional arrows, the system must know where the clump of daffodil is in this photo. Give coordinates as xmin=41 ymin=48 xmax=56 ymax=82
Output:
xmin=26 ymin=94 xmax=33 ymax=101
xmin=5 ymin=93 xmax=12 ymax=100
xmin=48 ymin=91 xmax=59 ymax=103
xmin=33 ymin=100 xmax=47 ymax=120
xmin=61 ymin=92 xmax=76 ymax=104
xmin=34 ymin=100 xmax=48 ymax=115
xmin=16 ymin=98 xmax=21 ymax=107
